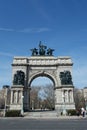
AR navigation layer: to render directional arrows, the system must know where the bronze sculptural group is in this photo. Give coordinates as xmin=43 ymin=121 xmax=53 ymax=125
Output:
xmin=31 ymin=41 xmax=54 ymax=56
xmin=13 ymin=70 xmax=25 ymax=85
xmin=59 ymin=71 xmax=73 ymax=85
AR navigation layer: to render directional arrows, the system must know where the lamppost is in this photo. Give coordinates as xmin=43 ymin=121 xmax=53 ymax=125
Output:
xmin=21 ymin=96 xmax=24 ymax=115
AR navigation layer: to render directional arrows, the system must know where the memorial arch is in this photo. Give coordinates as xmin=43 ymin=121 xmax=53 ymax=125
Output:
xmin=10 ymin=42 xmax=75 ymax=115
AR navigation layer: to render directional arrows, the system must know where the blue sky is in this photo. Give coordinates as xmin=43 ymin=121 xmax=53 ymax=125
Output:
xmin=0 ymin=0 xmax=87 ymax=89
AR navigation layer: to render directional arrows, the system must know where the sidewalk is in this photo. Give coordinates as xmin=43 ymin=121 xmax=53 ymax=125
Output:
xmin=23 ymin=115 xmax=87 ymax=119
xmin=0 ymin=115 xmax=87 ymax=120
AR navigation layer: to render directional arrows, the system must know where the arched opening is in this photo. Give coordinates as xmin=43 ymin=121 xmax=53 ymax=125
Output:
xmin=29 ymin=76 xmax=55 ymax=111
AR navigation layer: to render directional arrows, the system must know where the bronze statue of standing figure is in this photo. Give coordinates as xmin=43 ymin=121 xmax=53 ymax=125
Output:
xmin=39 ymin=41 xmax=47 ymax=56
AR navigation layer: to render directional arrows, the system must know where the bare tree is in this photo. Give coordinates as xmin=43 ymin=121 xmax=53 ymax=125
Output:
xmin=0 ymin=86 xmax=11 ymax=109
xmin=39 ymin=84 xmax=55 ymax=110
xmin=74 ymin=88 xmax=85 ymax=110
xmin=0 ymin=89 xmax=5 ymax=109
xmin=30 ymin=86 xmax=41 ymax=110
xmin=30 ymin=84 xmax=55 ymax=110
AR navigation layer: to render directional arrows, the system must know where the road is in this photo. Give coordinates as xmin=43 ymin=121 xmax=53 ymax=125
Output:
xmin=0 ymin=118 xmax=87 ymax=130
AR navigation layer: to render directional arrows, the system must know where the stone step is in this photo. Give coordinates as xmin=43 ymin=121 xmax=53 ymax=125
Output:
xmin=24 ymin=111 xmax=59 ymax=118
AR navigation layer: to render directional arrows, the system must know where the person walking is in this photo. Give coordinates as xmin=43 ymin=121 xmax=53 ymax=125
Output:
xmin=81 ymin=107 xmax=85 ymax=117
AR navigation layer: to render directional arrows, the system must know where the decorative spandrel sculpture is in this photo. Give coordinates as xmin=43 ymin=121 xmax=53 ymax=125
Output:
xmin=13 ymin=70 xmax=25 ymax=85
xmin=30 ymin=41 xmax=54 ymax=56
xmin=59 ymin=71 xmax=73 ymax=85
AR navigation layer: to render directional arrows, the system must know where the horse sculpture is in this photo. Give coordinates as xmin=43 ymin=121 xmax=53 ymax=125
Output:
xmin=31 ymin=48 xmax=38 ymax=56
xmin=47 ymin=48 xmax=54 ymax=56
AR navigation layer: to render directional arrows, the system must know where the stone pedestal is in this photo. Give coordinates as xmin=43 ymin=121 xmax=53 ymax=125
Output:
xmin=55 ymin=85 xmax=75 ymax=115
xmin=10 ymin=85 xmax=29 ymax=111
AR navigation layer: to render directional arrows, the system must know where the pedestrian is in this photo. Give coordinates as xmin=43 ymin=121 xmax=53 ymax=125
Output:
xmin=81 ymin=107 xmax=85 ymax=117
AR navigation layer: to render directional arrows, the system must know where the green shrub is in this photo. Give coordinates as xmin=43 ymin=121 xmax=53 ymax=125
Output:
xmin=5 ymin=110 xmax=21 ymax=117
xmin=67 ymin=109 xmax=76 ymax=116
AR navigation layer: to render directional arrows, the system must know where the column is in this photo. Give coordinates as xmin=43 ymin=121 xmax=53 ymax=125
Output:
xmin=68 ymin=90 xmax=72 ymax=103
xmin=71 ymin=90 xmax=74 ymax=102
xmin=17 ymin=91 xmax=20 ymax=104
xmin=16 ymin=91 xmax=18 ymax=104
xmin=62 ymin=90 xmax=66 ymax=115
xmin=62 ymin=90 xmax=64 ymax=103
xmin=65 ymin=90 xmax=67 ymax=102
xmin=21 ymin=90 xmax=23 ymax=104
xmin=68 ymin=90 xmax=70 ymax=102
xmin=11 ymin=90 xmax=13 ymax=104
xmin=13 ymin=90 xmax=15 ymax=103
xmin=66 ymin=90 xmax=68 ymax=103
xmin=17 ymin=91 xmax=19 ymax=103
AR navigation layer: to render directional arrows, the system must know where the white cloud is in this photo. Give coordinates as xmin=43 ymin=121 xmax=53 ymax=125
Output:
xmin=0 ymin=52 xmax=14 ymax=57
xmin=0 ymin=28 xmax=14 ymax=32
xmin=0 ymin=27 xmax=50 ymax=33
xmin=19 ymin=28 xmax=50 ymax=33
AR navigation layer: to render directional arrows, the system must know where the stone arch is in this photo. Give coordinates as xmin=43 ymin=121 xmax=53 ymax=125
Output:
xmin=28 ymin=71 xmax=57 ymax=87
